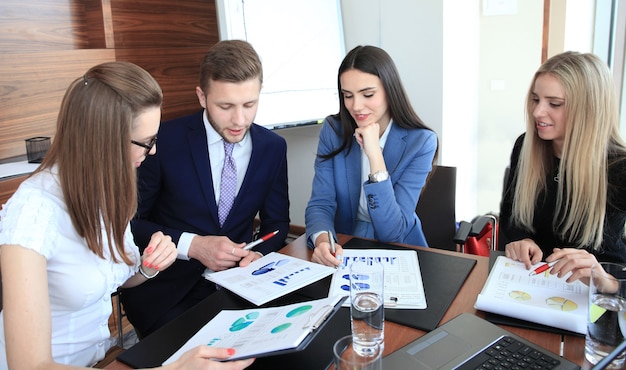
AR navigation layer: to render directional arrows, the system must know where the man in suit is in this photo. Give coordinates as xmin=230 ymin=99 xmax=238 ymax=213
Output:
xmin=121 ymin=40 xmax=290 ymax=337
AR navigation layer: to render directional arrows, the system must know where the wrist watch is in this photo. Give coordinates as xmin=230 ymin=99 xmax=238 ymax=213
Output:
xmin=368 ymin=170 xmax=389 ymax=183
xmin=139 ymin=265 xmax=159 ymax=279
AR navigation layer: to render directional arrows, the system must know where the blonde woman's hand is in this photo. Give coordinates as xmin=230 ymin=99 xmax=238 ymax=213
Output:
xmin=505 ymin=238 xmax=543 ymax=270
xmin=545 ymin=247 xmax=599 ymax=285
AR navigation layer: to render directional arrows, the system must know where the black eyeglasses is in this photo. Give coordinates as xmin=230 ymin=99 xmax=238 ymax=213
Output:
xmin=131 ymin=136 xmax=157 ymax=155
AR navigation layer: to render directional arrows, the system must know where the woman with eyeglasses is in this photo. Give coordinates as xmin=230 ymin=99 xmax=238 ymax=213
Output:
xmin=0 ymin=62 xmax=254 ymax=369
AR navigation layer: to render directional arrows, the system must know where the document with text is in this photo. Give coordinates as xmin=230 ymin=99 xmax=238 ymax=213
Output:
xmin=328 ymin=249 xmax=427 ymax=309
xmin=475 ymin=256 xmax=588 ymax=334
xmin=162 ymin=295 xmax=345 ymax=364
xmin=205 ymin=252 xmax=336 ymax=306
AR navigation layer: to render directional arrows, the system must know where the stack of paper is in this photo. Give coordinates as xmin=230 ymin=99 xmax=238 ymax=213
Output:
xmin=475 ymin=256 xmax=588 ymax=334
xmin=328 ymin=249 xmax=427 ymax=309
xmin=205 ymin=252 xmax=336 ymax=306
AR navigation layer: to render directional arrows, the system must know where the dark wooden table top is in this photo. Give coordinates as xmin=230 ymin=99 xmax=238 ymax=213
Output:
xmin=105 ymin=234 xmax=589 ymax=369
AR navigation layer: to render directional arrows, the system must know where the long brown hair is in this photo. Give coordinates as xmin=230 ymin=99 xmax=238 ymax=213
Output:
xmin=36 ymin=61 xmax=162 ymax=264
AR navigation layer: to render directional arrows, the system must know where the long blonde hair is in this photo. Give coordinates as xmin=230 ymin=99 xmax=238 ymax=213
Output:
xmin=513 ymin=51 xmax=624 ymax=251
xmin=36 ymin=62 xmax=162 ymax=264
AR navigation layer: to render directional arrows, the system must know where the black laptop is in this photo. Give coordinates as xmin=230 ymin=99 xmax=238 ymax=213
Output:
xmin=383 ymin=313 xmax=586 ymax=370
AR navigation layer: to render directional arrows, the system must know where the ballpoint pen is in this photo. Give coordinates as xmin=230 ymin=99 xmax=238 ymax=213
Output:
xmin=528 ymin=260 xmax=560 ymax=276
xmin=327 ymin=230 xmax=336 ymax=257
xmin=243 ymin=230 xmax=279 ymax=250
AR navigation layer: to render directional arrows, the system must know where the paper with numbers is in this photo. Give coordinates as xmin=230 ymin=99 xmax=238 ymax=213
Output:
xmin=328 ymin=249 xmax=427 ymax=309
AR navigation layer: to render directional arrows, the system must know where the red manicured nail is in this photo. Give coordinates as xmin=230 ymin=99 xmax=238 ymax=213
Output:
xmin=227 ymin=348 xmax=236 ymax=356
xmin=146 ymin=246 xmax=153 ymax=254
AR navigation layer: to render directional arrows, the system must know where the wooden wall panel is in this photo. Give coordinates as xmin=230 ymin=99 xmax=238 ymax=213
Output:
xmin=110 ymin=0 xmax=219 ymax=121
xmin=84 ymin=0 xmax=115 ymax=49
xmin=0 ymin=50 xmax=116 ymax=159
xmin=0 ymin=0 xmax=219 ymax=161
xmin=116 ymin=47 xmax=211 ymax=121
xmin=110 ymin=0 xmax=218 ymax=49
xmin=0 ymin=0 xmax=100 ymax=51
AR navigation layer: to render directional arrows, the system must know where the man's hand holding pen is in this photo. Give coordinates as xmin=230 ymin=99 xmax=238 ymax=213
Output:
xmin=311 ymin=230 xmax=344 ymax=267
xmin=189 ymin=235 xmax=250 ymax=271
xmin=190 ymin=232 xmax=279 ymax=271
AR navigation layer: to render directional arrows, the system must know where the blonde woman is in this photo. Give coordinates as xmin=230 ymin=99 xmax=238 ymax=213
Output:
xmin=500 ymin=51 xmax=626 ymax=284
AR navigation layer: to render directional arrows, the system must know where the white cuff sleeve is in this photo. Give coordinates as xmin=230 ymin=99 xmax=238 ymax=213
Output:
xmin=311 ymin=231 xmax=327 ymax=248
xmin=177 ymin=232 xmax=195 ymax=260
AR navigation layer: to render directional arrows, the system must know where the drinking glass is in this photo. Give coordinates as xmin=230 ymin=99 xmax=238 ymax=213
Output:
xmin=333 ymin=335 xmax=382 ymax=370
xmin=585 ymin=262 xmax=626 ymax=369
xmin=350 ymin=260 xmax=384 ymax=356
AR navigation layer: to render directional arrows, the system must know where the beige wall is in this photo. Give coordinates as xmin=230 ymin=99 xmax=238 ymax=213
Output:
xmin=284 ymin=0 xmax=595 ymax=226
xmin=475 ymin=0 xmax=544 ymax=217
xmin=548 ymin=0 xmax=567 ymax=57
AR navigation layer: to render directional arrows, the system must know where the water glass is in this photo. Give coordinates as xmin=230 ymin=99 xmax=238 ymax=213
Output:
xmin=585 ymin=262 xmax=626 ymax=369
xmin=333 ymin=335 xmax=382 ymax=370
xmin=350 ymin=260 xmax=384 ymax=356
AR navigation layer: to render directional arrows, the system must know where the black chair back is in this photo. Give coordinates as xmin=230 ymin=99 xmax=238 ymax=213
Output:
xmin=415 ymin=165 xmax=457 ymax=251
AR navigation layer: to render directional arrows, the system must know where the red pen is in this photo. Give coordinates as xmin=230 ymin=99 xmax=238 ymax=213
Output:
xmin=528 ymin=260 xmax=559 ymax=276
xmin=243 ymin=230 xmax=279 ymax=250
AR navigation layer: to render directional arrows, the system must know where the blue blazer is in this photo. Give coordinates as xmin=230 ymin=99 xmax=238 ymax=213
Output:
xmin=123 ymin=111 xmax=290 ymax=332
xmin=305 ymin=116 xmax=437 ymax=247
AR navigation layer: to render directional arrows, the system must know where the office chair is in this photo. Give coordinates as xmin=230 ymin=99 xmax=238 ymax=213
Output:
xmin=454 ymin=166 xmax=510 ymax=254
xmin=415 ymin=165 xmax=457 ymax=251
xmin=454 ymin=214 xmax=498 ymax=255
xmin=111 ymin=289 xmax=126 ymax=347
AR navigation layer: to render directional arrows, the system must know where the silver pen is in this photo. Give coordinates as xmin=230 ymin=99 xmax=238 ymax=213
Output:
xmin=327 ymin=230 xmax=335 ymax=256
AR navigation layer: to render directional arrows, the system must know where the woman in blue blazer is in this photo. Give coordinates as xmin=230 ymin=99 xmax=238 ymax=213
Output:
xmin=305 ymin=45 xmax=438 ymax=266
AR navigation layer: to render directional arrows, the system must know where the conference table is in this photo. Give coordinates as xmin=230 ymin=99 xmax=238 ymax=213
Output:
xmin=104 ymin=234 xmax=590 ymax=369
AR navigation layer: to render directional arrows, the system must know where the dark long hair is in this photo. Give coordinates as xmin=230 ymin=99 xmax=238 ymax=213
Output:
xmin=322 ymin=45 xmax=438 ymax=162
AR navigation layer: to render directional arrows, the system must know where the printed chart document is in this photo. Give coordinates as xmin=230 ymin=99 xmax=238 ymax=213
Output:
xmin=475 ymin=256 xmax=588 ymax=334
xmin=162 ymin=295 xmax=345 ymax=364
xmin=205 ymin=252 xmax=336 ymax=305
xmin=328 ymin=249 xmax=427 ymax=309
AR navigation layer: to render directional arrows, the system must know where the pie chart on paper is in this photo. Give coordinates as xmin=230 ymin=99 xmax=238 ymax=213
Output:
xmin=545 ymin=296 xmax=578 ymax=311
xmin=509 ymin=290 xmax=531 ymax=301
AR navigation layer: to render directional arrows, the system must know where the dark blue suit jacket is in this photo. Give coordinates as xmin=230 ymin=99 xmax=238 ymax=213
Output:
xmin=122 ymin=111 xmax=290 ymax=333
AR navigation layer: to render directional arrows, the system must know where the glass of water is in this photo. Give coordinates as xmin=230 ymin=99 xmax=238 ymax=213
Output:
xmin=350 ymin=259 xmax=384 ymax=356
xmin=585 ymin=262 xmax=626 ymax=369
xmin=333 ymin=335 xmax=382 ymax=370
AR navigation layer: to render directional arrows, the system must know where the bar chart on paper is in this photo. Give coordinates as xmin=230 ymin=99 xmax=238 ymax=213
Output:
xmin=328 ymin=249 xmax=427 ymax=309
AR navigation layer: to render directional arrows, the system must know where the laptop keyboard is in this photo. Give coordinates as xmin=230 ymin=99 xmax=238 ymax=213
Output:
xmin=457 ymin=335 xmax=561 ymax=370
